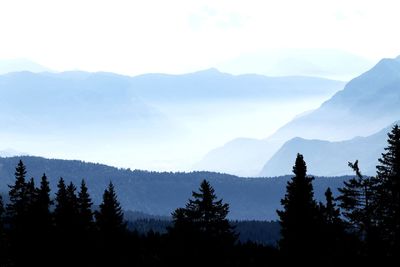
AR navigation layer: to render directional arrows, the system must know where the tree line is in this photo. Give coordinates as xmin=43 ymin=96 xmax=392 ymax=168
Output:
xmin=1 ymin=125 xmax=400 ymax=266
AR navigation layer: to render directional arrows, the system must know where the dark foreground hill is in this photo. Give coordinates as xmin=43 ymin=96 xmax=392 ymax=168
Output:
xmin=0 ymin=156 xmax=349 ymax=220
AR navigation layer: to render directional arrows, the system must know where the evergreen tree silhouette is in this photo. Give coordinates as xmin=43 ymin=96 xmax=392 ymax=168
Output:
xmin=54 ymin=179 xmax=79 ymax=231
xmin=0 ymin=195 xmax=4 ymax=234
xmin=77 ymin=179 xmax=93 ymax=231
xmin=95 ymin=182 xmax=127 ymax=266
xmin=169 ymin=179 xmax=236 ymax=265
xmin=96 ymin=182 xmax=126 ymax=234
xmin=0 ymin=195 xmax=5 ymax=266
xmin=31 ymin=174 xmax=53 ymax=267
xmin=375 ymin=124 xmax=400 ymax=255
xmin=338 ymin=160 xmax=380 ymax=255
xmin=318 ymin=188 xmax=348 ymax=259
xmin=35 ymin=174 xmax=53 ymax=230
xmin=6 ymin=160 xmax=28 ymax=228
xmin=277 ymin=153 xmax=320 ymax=259
xmin=54 ymin=178 xmax=68 ymax=230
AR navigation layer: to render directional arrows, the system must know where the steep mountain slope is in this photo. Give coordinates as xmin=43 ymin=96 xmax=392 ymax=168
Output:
xmin=260 ymin=123 xmax=395 ymax=177
xmin=197 ymin=56 xmax=400 ymax=176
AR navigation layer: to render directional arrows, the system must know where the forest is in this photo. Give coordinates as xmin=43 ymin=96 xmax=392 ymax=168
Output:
xmin=1 ymin=125 xmax=400 ymax=266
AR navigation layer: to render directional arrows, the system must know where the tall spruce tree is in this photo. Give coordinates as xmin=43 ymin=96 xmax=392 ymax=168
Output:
xmin=6 ymin=160 xmax=28 ymax=227
xmin=35 ymin=174 xmax=52 ymax=230
xmin=338 ymin=160 xmax=380 ymax=255
xmin=0 ymin=195 xmax=4 ymax=232
xmin=375 ymin=124 xmax=400 ymax=255
xmin=277 ymin=153 xmax=320 ymax=257
xmin=169 ymin=180 xmax=236 ymax=265
xmin=77 ymin=179 xmax=93 ymax=231
xmin=54 ymin=178 xmax=68 ymax=230
xmin=95 ymin=182 xmax=126 ymax=234
xmin=0 ymin=195 xmax=5 ymax=266
xmin=318 ymin=188 xmax=347 ymax=259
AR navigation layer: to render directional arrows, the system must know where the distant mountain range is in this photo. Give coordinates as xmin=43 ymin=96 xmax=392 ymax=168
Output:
xmin=217 ymin=48 xmax=375 ymax=81
xmin=197 ymin=56 xmax=400 ymax=176
xmin=0 ymin=68 xmax=344 ymax=171
xmin=0 ymin=156 xmax=349 ymax=220
xmin=260 ymin=122 xmax=396 ymax=177
xmin=0 ymin=58 xmax=51 ymax=74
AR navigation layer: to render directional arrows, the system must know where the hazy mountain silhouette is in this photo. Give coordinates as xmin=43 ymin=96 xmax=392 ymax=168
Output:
xmin=129 ymin=68 xmax=344 ymax=101
xmin=260 ymin=122 xmax=397 ymax=177
xmin=217 ymin=48 xmax=375 ymax=81
xmin=197 ymin=56 xmax=400 ymax=176
xmin=0 ymin=58 xmax=51 ymax=74
xmin=0 ymin=69 xmax=344 ymax=171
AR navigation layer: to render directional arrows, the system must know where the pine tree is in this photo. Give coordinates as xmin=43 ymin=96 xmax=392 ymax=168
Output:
xmin=35 ymin=174 xmax=52 ymax=230
xmin=318 ymin=188 xmax=347 ymax=259
xmin=6 ymin=160 xmax=28 ymax=227
xmin=375 ymin=124 xmax=400 ymax=255
xmin=0 ymin=195 xmax=4 ymax=232
xmin=321 ymin=188 xmax=341 ymax=225
xmin=0 ymin=194 xmax=5 ymax=266
xmin=169 ymin=180 xmax=236 ymax=265
xmin=277 ymin=153 xmax=320 ymax=257
xmin=77 ymin=179 xmax=93 ymax=231
xmin=95 ymin=182 xmax=126 ymax=234
xmin=338 ymin=160 xmax=380 ymax=255
xmin=54 ymin=178 xmax=68 ymax=230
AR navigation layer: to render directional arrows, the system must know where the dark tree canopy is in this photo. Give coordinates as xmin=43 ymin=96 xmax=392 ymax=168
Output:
xmin=277 ymin=153 xmax=320 ymax=256
xmin=35 ymin=174 xmax=52 ymax=230
xmin=6 ymin=160 xmax=28 ymax=228
xmin=95 ymin=182 xmax=126 ymax=235
xmin=169 ymin=180 xmax=237 ymax=265
xmin=338 ymin=160 xmax=379 ymax=245
xmin=375 ymin=124 xmax=400 ymax=255
xmin=77 ymin=179 xmax=93 ymax=231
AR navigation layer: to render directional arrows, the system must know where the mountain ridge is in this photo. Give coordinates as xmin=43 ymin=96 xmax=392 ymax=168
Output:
xmin=197 ymin=56 xmax=400 ymax=176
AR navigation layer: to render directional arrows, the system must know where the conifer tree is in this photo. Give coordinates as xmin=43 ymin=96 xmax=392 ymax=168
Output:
xmin=0 ymin=195 xmax=4 ymax=232
xmin=338 ymin=160 xmax=380 ymax=254
xmin=169 ymin=180 xmax=236 ymax=265
xmin=77 ymin=179 xmax=93 ymax=231
xmin=0 ymin=195 xmax=5 ymax=265
xmin=321 ymin=188 xmax=341 ymax=225
xmin=318 ymin=188 xmax=347 ymax=258
xmin=277 ymin=153 xmax=320 ymax=257
xmin=375 ymin=124 xmax=400 ymax=255
xmin=6 ymin=160 xmax=28 ymax=227
xmin=54 ymin=178 xmax=68 ymax=230
xmin=35 ymin=174 xmax=52 ymax=230
xmin=95 ymin=182 xmax=126 ymax=234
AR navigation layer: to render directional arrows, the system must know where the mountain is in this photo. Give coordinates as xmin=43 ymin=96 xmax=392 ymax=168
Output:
xmin=129 ymin=68 xmax=344 ymax=101
xmin=193 ymin=138 xmax=277 ymax=177
xmin=0 ymin=69 xmax=344 ymax=171
xmin=269 ymin=56 xmax=400 ymax=142
xmin=0 ymin=58 xmax=51 ymax=74
xmin=0 ymin=71 xmax=166 ymax=133
xmin=260 ymin=123 xmax=395 ymax=177
xmin=217 ymin=48 xmax=375 ymax=81
xmin=0 ymin=156 xmax=349 ymax=220
xmin=197 ymin=56 xmax=400 ymax=176
xmin=0 ymin=148 xmax=28 ymax=157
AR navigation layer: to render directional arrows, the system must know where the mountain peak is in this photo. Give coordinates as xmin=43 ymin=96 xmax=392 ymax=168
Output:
xmin=191 ymin=68 xmax=224 ymax=76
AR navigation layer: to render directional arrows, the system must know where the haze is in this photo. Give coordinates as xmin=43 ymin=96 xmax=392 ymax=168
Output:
xmin=1 ymin=0 xmax=400 ymax=174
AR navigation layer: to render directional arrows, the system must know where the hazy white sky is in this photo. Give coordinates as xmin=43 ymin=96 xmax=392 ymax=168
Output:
xmin=0 ymin=0 xmax=399 ymax=75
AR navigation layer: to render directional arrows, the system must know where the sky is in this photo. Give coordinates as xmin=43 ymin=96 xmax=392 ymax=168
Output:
xmin=0 ymin=0 xmax=400 ymax=76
